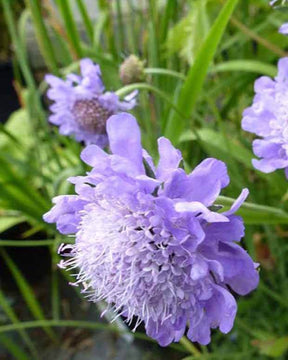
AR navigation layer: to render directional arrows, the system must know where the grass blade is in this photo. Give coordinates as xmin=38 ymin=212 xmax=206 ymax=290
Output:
xmin=164 ymin=0 xmax=239 ymax=143
xmin=55 ymin=0 xmax=83 ymax=58
xmin=75 ymin=0 xmax=94 ymax=44
xmin=0 ymin=289 xmax=39 ymax=358
xmin=0 ymin=249 xmax=56 ymax=341
xmin=0 ymin=334 xmax=31 ymax=360
xmin=25 ymin=0 xmax=59 ymax=74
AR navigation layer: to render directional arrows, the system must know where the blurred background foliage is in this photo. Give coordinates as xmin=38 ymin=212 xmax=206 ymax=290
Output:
xmin=0 ymin=0 xmax=288 ymax=359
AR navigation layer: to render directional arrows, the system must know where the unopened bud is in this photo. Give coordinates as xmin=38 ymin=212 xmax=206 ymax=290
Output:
xmin=119 ymin=55 xmax=145 ymax=85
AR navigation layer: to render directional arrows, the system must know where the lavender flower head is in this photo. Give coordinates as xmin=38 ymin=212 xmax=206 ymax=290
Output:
xmin=242 ymin=58 xmax=288 ymax=178
xmin=44 ymin=113 xmax=259 ymax=346
xmin=46 ymin=59 xmax=136 ymax=146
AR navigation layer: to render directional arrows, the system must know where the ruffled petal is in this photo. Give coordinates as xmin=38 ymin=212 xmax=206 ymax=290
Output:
xmin=156 ymin=137 xmax=182 ymax=181
xmin=107 ymin=113 xmax=144 ymax=174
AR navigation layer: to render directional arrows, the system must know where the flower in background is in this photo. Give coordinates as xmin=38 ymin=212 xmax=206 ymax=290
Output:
xmin=279 ymin=23 xmax=288 ymax=35
xmin=242 ymin=58 xmax=288 ymax=178
xmin=44 ymin=113 xmax=259 ymax=346
xmin=46 ymin=58 xmax=137 ymax=146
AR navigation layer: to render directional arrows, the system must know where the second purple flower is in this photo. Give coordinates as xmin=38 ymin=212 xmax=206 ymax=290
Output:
xmin=46 ymin=58 xmax=137 ymax=146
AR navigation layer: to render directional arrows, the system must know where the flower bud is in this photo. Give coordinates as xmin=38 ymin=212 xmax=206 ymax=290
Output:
xmin=119 ymin=55 xmax=145 ymax=85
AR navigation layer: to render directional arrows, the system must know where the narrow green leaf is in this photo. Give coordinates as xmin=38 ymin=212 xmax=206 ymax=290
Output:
xmin=0 ymin=239 xmax=55 ymax=247
xmin=0 ymin=217 xmax=24 ymax=234
xmin=217 ymin=196 xmax=288 ymax=224
xmin=0 ymin=334 xmax=31 ymax=360
xmin=180 ymin=128 xmax=253 ymax=168
xmin=0 ymin=250 xmax=56 ymax=341
xmin=164 ymin=0 xmax=239 ymax=143
xmin=75 ymin=0 xmax=94 ymax=43
xmin=25 ymin=0 xmax=59 ymax=74
xmin=0 ymin=289 xmax=38 ymax=358
xmin=210 ymin=60 xmax=277 ymax=77
xmin=56 ymin=0 xmax=83 ymax=58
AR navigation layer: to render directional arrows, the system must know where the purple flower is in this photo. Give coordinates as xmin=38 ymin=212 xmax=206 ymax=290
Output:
xmin=279 ymin=23 xmax=288 ymax=35
xmin=46 ymin=58 xmax=136 ymax=146
xmin=44 ymin=113 xmax=259 ymax=346
xmin=242 ymin=58 xmax=288 ymax=178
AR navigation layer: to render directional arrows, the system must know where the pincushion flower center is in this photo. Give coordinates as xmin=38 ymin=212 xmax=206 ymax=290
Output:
xmin=72 ymin=98 xmax=113 ymax=133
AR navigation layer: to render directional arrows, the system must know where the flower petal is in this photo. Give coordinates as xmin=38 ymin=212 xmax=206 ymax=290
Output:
xmin=106 ymin=113 xmax=144 ymax=174
xmin=156 ymin=137 xmax=182 ymax=181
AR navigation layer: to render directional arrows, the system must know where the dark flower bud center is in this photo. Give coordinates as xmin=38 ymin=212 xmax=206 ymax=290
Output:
xmin=72 ymin=98 xmax=113 ymax=133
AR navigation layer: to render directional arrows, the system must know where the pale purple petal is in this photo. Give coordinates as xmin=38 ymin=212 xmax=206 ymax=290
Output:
xmin=223 ymin=188 xmax=249 ymax=216
xmin=156 ymin=137 xmax=182 ymax=181
xmin=106 ymin=113 xmax=144 ymax=174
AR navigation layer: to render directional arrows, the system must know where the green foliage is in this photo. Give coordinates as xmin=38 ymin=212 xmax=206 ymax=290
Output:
xmin=166 ymin=0 xmax=210 ymax=65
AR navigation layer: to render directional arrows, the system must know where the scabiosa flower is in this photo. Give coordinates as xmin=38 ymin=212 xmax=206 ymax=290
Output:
xmin=45 ymin=58 xmax=137 ymax=146
xmin=44 ymin=113 xmax=259 ymax=346
xmin=242 ymin=58 xmax=288 ymax=178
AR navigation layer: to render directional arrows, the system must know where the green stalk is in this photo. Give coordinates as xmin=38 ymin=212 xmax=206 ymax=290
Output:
xmin=0 ymin=249 xmax=57 ymax=342
xmin=115 ymin=0 xmax=125 ymax=52
xmin=179 ymin=336 xmax=201 ymax=357
xmin=75 ymin=0 xmax=94 ymax=44
xmin=145 ymin=68 xmax=185 ymax=80
xmin=56 ymin=0 xmax=83 ymax=58
xmin=0 ymin=319 xmax=184 ymax=352
xmin=0 ymin=289 xmax=39 ymax=359
xmin=0 ymin=239 xmax=55 ymax=247
xmin=116 ymin=83 xmax=186 ymax=118
xmin=217 ymin=196 xmax=288 ymax=224
xmin=0 ymin=334 xmax=31 ymax=360
xmin=25 ymin=0 xmax=59 ymax=74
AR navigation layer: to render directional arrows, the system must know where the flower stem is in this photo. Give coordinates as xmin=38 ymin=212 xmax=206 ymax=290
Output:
xmin=145 ymin=68 xmax=185 ymax=80
xmin=180 ymin=336 xmax=201 ymax=357
xmin=116 ymin=83 xmax=186 ymax=118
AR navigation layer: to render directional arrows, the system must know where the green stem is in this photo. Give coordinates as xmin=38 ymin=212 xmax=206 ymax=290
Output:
xmin=145 ymin=68 xmax=185 ymax=80
xmin=116 ymin=83 xmax=186 ymax=118
xmin=0 ymin=289 xmax=39 ymax=359
xmin=180 ymin=336 xmax=201 ymax=357
xmin=0 ymin=239 xmax=55 ymax=247
xmin=0 ymin=319 xmax=186 ymax=353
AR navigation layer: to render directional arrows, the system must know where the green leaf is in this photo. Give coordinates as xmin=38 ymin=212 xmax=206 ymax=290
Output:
xmin=25 ymin=0 xmax=59 ymax=74
xmin=0 ymin=109 xmax=33 ymax=155
xmin=0 ymin=250 xmax=56 ymax=341
xmin=0 ymin=216 xmax=24 ymax=234
xmin=217 ymin=196 xmax=288 ymax=225
xmin=252 ymin=336 xmax=288 ymax=358
xmin=164 ymin=0 xmax=239 ymax=143
xmin=0 ymin=289 xmax=38 ymax=358
xmin=0 ymin=334 xmax=31 ymax=360
xmin=180 ymin=128 xmax=253 ymax=168
xmin=166 ymin=0 xmax=209 ymax=65
xmin=210 ymin=60 xmax=277 ymax=77
xmin=55 ymin=0 xmax=83 ymax=58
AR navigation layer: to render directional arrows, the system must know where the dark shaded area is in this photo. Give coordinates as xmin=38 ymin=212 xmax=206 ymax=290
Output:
xmin=0 ymin=62 xmax=20 ymax=123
